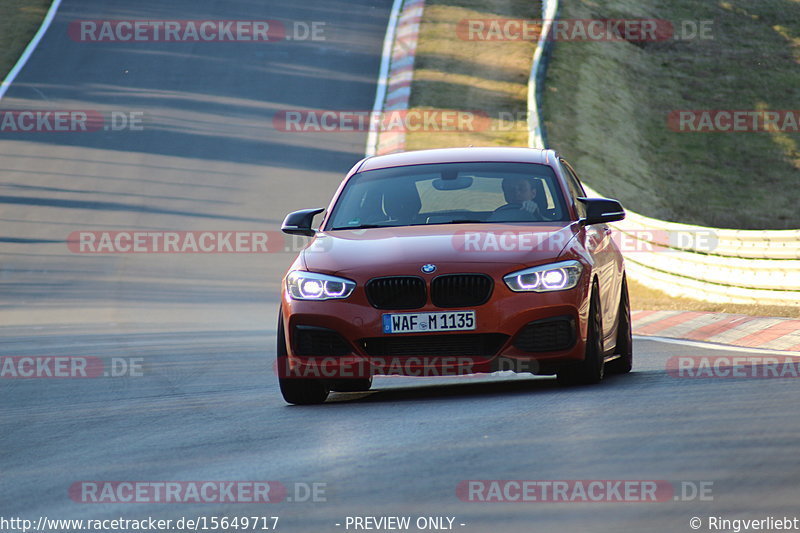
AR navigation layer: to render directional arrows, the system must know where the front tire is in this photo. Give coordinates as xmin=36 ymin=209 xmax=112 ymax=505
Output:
xmin=277 ymin=312 xmax=329 ymax=405
xmin=330 ymin=376 xmax=373 ymax=392
xmin=606 ymin=275 xmax=633 ymax=374
xmin=557 ymin=284 xmax=604 ymax=386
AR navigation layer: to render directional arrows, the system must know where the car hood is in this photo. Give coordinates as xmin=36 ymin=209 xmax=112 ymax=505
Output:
xmin=301 ymin=223 xmax=579 ymax=275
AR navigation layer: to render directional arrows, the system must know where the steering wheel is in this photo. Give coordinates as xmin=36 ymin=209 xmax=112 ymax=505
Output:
xmin=541 ymin=208 xmax=559 ymax=221
xmin=493 ymin=203 xmax=523 ymax=213
xmin=493 ymin=203 xmax=560 ymax=221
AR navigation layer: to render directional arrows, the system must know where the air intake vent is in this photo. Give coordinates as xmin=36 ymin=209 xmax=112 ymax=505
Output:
xmin=513 ymin=316 xmax=576 ymax=352
xmin=361 ymin=333 xmax=508 ymax=358
xmin=293 ymin=326 xmax=352 ymax=357
xmin=366 ymin=276 xmax=426 ymax=310
xmin=431 ymin=274 xmax=493 ymax=308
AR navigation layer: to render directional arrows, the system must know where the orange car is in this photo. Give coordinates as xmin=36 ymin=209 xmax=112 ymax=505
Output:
xmin=278 ymin=147 xmax=632 ymax=404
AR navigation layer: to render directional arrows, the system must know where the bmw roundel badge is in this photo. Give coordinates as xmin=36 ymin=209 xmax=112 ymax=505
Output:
xmin=421 ymin=264 xmax=437 ymax=274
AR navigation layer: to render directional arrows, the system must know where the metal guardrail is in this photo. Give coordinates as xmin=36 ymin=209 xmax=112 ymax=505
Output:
xmin=526 ymin=0 xmax=558 ymax=149
xmin=527 ymin=0 xmax=800 ymax=306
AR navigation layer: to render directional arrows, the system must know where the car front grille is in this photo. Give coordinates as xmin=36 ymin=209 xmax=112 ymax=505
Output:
xmin=360 ymin=333 xmax=509 ymax=358
xmin=293 ymin=325 xmax=352 ymax=357
xmin=512 ymin=316 xmax=576 ymax=352
xmin=431 ymin=274 xmax=494 ymax=308
xmin=366 ymin=276 xmax=426 ymax=309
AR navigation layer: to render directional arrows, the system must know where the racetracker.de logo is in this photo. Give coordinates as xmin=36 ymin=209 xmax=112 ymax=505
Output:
xmin=450 ymin=229 xmax=719 ymax=254
xmin=276 ymin=356 xmax=487 ymax=379
xmin=457 ymin=480 xmax=713 ymax=502
xmin=68 ymin=231 xmax=284 ymax=253
xmin=456 ymin=480 xmax=677 ymax=502
xmin=273 ymin=110 xmax=491 ymax=133
xmin=0 ymin=110 xmax=144 ymax=133
xmin=68 ymin=20 xmax=286 ymax=42
xmin=456 ymin=18 xmax=679 ymax=42
xmin=0 ymin=357 xmax=143 ymax=378
xmin=0 ymin=357 xmax=103 ymax=378
xmin=667 ymin=356 xmax=800 ymax=378
xmin=0 ymin=110 xmax=104 ymax=132
xmin=668 ymin=110 xmax=800 ymax=132
xmin=69 ymin=482 xmax=286 ymax=503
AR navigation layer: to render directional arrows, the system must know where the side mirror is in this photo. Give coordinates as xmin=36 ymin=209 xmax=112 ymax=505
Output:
xmin=281 ymin=208 xmax=324 ymax=237
xmin=577 ymin=197 xmax=625 ymax=225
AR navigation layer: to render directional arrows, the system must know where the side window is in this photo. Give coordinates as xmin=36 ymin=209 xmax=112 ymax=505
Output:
xmin=560 ymin=159 xmax=587 ymax=219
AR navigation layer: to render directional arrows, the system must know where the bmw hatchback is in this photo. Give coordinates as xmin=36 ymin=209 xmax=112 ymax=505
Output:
xmin=277 ymin=147 xmax=632 ymax=404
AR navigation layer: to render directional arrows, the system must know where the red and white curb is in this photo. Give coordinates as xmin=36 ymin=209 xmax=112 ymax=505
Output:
xmin=633 ymin=311 xmax=800 ymax=352
xmin=368 ymin=0 xmax=425 ymax=156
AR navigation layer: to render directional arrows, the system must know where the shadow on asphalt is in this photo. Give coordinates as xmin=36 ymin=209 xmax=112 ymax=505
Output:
xmin=314 ymin=371 xmax=653 ymax=405
xmin=328 ymin=376 xmax=561 ymax=404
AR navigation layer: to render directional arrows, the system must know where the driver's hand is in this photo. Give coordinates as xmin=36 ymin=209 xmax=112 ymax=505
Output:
xmin=521 ymin=201 xmax=540 ymax=215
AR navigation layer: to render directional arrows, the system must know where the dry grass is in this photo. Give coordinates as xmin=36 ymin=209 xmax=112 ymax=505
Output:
xmin=628 ymin=279 xmax=800 ymax=318
xmin=405 ymin=0 xmax=539 ymax=150
xmin=542 ymin=0 xmax=800 ymax=230
xmin=407 ymin=0 xmax=799 ymax=318
xmin=0 ymin=1 xmax=51 ymax=82
xmin=541 ymin=0 xmax=800 ymax=315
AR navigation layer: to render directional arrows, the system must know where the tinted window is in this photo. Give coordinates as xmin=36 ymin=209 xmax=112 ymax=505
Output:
xmin=560 ymin=159 xmax=587 ymax=219
xmin=327 ymin=162 xmax=569 ymax=229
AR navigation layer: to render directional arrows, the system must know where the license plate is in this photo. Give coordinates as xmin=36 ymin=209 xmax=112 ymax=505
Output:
xmin=382 ymin=311 xmax=476 ymax=334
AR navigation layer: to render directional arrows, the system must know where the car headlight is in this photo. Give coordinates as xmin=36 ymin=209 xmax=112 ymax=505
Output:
xmin=286 ymin=271 xmax=356 ymax=300
xmin=504 ymin=260 xmax=583 ymax=292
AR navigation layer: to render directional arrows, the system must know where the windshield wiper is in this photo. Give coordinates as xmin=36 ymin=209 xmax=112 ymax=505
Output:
xmin=331 ymin=220 xmax=484 ymax=230
xmin=330 ymin=224 xmax=392 ymax=230
xmin=438 ymin=219 xmax=484 ymax=224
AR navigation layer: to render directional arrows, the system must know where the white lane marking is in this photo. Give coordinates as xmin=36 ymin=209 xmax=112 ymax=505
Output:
xmin=0 ymin=0 xmax=63 ymax=101
xmin=365 ymin=0 xmax=404 ymax=157
xmin=634 ymin=335 xmax=800 ymax=357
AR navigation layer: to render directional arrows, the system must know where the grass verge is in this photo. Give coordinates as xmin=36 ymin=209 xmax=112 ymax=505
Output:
xmin=629 ymin=279 xmax=799 ymax=318
xmin=406 ymin=0 xmax=798 ymax=317
xmin=0 ymin=0 xmax=51 ymax=83
xmin=406 ymin=0 xmax=539 ymax=150
xmin=542 ymin=0 xmax=800 ymax=230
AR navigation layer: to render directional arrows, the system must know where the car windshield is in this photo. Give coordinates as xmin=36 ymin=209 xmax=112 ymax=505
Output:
xmin=327 ymin=162 xmax=569 ymax=230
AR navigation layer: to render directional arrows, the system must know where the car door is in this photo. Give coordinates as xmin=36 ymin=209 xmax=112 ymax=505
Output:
xmin=560 ymin=159 xmax=620 ymax=348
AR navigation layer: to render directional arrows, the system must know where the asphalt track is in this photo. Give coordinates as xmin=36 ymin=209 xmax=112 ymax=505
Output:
xmin=1 ymin=1 xmax=798 ymax=532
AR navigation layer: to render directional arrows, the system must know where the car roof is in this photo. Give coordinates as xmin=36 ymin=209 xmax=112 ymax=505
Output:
xmin=357 ymin=147 xmax=558 ymax=172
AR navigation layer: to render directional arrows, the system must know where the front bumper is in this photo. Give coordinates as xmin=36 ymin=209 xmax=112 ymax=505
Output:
xmin=279 ymin=275 xmax=591 ymax=378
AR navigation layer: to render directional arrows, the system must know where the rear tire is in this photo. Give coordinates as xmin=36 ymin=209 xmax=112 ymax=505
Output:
xmin=277 ymin=313 xmax=329 ymax=405
xmin=557 ymin=284 xmax=604 ymax=386
xmin=606 ymin=275 xmax=633 ymax=375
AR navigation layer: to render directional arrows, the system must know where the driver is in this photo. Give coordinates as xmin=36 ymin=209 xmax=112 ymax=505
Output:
xmin=490 ymin=177 xmax=545 ymax=221
xmin=382 ymin=182 xmax=421 ymax=225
